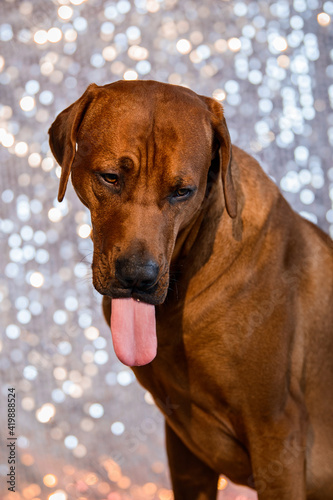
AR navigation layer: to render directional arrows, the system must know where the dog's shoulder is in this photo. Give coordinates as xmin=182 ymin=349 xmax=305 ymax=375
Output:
xmin=229 ymin=144 xmax=333 ymax=289
xmin=231 ymin=145 xmax=281 ymax=206
xmin=230 ymin=144 xmax=282 ymax=232
xmin=232 ymin=145 xmax=332 ymax=248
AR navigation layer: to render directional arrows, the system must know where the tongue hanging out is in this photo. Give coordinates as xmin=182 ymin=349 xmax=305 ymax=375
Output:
xmin=110 ymin=298 xmax=157 ymax=366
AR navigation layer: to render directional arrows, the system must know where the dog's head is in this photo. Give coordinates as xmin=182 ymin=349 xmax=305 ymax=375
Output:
xmin=49 ymin=80 xmax=237 ymax=308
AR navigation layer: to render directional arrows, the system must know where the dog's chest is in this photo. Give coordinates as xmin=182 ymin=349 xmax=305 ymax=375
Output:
xmin=133 ymin=313 xmax=252 ymax=484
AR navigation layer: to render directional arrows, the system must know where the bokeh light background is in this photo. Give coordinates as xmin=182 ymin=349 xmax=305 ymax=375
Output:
xmin=0 ymin=0 xmax=332 ymax=499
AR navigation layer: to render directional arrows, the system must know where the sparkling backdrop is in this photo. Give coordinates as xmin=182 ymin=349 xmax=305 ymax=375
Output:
xmin=0 ymin=0 xmax=332 ymax=499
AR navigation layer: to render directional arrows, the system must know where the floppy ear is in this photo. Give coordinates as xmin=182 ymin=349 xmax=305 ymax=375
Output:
xmin=201 ymin=96 xmax=237 ymax=219
xmin=48 ymin=83 xmax=98 ymax=202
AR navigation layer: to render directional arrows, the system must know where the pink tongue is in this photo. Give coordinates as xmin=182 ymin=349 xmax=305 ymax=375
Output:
xmin=110 ymin=298 xmax=157 ymax=366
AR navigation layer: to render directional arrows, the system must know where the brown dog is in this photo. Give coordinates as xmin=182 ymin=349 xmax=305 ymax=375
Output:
xmin=49 ymin=80 xmax=333 ymax=500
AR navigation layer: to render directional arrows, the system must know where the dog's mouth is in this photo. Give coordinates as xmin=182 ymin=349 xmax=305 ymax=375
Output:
xmin=106 ymin=285 xmax=164 ymax=306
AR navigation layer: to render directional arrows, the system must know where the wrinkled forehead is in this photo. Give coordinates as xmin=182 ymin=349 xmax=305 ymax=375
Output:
xmin=77 ymin=88 xmax=213 ymax=169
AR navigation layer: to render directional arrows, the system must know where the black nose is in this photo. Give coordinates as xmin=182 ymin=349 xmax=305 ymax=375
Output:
xmin=115 ymin=255 xmax=160 ymax=291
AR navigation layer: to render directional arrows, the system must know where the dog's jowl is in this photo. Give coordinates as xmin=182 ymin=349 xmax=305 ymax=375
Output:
xmin=49 ymin=80 xmax=333 ymax=500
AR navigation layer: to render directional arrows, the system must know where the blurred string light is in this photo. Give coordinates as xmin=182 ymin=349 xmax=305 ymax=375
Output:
xmin=77 ymin=223 xmax=91 ymax=238
xmin=58 ymin=6 xmax=74 ymax=21
xmin=48 ymin=491 xmax=68 ymax=500
xmin=43 ymin=474 xmax=58 ymax=487
xmin=218 ymin=477 xmax=228 ymax=490
xmin=0 ymin=2 xmax=332 ymax=500
xmin=36 ymin=403 xmax=56 ymax=423
xmin=317 ymin=12 xmax=331 ymax=26
xmin=176 ymin=38 xmax=192 ymax=54
xmin=228 ymin=37 xmax=242 ymax=51
xmin=20 ymin=96 xmax=35 ymax=111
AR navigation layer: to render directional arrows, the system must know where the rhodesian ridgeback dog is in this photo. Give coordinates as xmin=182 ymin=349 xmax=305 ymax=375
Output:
xmin=49 ymin=80 xmax=333 ymax=500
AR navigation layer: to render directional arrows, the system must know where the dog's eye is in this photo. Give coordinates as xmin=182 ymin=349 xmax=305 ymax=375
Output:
xmin=101 ymin=173 xmax=119 ymax=185
xmin=170 ymin=187 xmax=196 ymax=203
xmin=174 ymin=188 xmax=191 ymax=198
